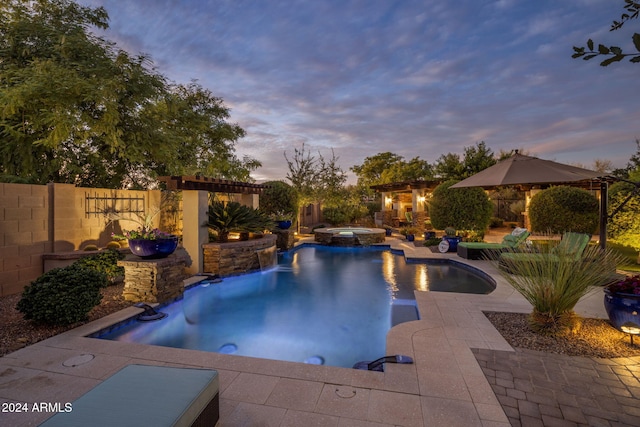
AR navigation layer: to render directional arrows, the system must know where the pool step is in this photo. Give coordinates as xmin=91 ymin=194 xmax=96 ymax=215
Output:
xmin=391 ymin=300 xmax=419 ymax=326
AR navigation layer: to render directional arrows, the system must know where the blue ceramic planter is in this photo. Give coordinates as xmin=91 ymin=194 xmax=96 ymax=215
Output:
xmin=604 ymin=288 xmax=640 ymax=335
xmin=128 ymin=236 xmax=178 ymax=259
xmin=443 ymin=236 xmax=462 ymax=251
xmin=277 ymin=220 xmax=292 ymax=230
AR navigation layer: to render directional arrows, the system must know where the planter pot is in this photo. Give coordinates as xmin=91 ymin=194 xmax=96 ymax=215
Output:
xmin=277 ymin=220 xmax=292 ymax=230
xmin=128 ymin=236 xmax=178 ymax=259
xmin=424 ymin=231 xmax=436 ymax=240
xmin=406 ymin=234 xmax=415 ymax=242
xmin=443 ymin=236 xmax=462 ymax=252
xmin=385 ymin=228 xmax=392 ymax=236
xmin=604 ymin=288 xmax=640 ymax=336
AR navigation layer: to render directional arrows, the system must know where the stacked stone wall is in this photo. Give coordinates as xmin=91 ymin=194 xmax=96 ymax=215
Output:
xmin=203 ymin=234 xmax=277 ymax=276
xmin=118 ymin=249 xmax=190 ymax=303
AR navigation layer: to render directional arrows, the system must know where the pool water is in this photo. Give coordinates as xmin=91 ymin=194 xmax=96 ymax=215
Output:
xmin=98 ymin=246 xmax=494 ymax=368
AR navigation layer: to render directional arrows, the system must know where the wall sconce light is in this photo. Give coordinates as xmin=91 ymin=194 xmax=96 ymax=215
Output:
xmin=417 ymin=195 xmax=426 ymax=204
xmin=385 ymin=196 xmax=392 ymax=206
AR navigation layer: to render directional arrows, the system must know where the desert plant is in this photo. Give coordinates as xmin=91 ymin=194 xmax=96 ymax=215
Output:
xmin=74 ymin=249 xmax=124 ymax=284
xmin=206 ymin=200 xmax=273 ymax=242
xmin=496 ymin=243 xmax=624 ymax=335
xmin=16 ymin=264 xmax=106 ymax=325
xmin=528 ymin=186 xmax=599 ymax=234
xmin=429 ymin=180 xmax=493 ymax=233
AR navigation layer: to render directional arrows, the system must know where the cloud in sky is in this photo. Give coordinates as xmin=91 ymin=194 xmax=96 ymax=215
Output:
xmin=82 ymin=0 xmax=639 ymax=182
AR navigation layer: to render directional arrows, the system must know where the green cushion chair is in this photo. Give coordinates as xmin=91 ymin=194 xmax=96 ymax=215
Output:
xmin=457 ymin=228 xmax=530 ymax=260
xmin=498 ymin=232 xmax=591 ymax=273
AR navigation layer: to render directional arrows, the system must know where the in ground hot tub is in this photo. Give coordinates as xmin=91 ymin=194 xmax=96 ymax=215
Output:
xmin=314 ymin=227 xmax=386 ymax=246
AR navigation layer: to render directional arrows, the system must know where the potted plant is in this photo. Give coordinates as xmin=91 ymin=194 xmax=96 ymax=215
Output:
xmin=423 ymin=220 xmax=436 ymax=240
xmin=400 ymin=226 xmax=419 ymax=242
xmin=441 ymin=227 xmax=462 ymax=251
xmin=110 ymin=210 xmax=178 ymax=259
xmin=384 ymin=225 xmax=393 ymax=236
xmin=113 ymin=227 xmax=178 ymax=259
xmin=604 ymin=274 xmax=640 ymax=339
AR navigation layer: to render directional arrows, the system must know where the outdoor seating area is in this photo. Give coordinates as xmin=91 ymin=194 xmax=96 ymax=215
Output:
xmin=498 ymin=231 xmax=592 ymax=273
xmin=457 ymin=228 xmax=530 ymax=260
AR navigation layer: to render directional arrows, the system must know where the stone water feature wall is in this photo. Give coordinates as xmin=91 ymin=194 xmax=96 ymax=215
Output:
xmin=203 ymin=234 xmax=277 ymax=276
xmin=117 ymin=248 xmax=191 ymax=303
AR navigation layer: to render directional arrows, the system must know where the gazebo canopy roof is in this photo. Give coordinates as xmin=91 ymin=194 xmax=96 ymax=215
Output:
xmin=450 ymin=153 xmax=615 ymax=190
xmin=159 ymin=176 xmax=267 ymax=194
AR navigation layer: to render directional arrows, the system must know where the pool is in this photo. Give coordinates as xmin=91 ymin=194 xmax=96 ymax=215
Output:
xmin=96 ymin=246 xmax=494 ymax=368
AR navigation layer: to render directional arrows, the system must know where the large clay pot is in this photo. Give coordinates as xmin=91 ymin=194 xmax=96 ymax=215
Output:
xmin=128 ymin=236 xmax=178 ymax=259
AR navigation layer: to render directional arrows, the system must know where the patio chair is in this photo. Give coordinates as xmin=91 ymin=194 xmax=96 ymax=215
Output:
xmin=498 ymin=232 xmax=591 ymax=273
xmin=405 ymin=211 xmax=413 ymax=224
xmin=457 ymin=228 xmax=530 ymax=260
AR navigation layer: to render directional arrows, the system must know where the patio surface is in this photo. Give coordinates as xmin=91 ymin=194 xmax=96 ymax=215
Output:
xmin=1 ymin=232 xmax=638 ymax=426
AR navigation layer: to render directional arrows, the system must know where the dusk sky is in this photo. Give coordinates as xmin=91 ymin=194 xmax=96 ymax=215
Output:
xmin=81 ymin=0 xmax=639 ymax=183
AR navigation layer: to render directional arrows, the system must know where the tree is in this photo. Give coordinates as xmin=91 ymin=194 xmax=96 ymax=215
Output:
xmin=259 ymin=181 xmax=298 ymax=221
xmin=572 ymin=0 xmax=640 ymax=66
xmin=434 ymin=142 xmax=496 ymax=180
xmin=284 ymin=143 xmax=346 ymax=229
xmin=0 ymin=0 xmax=257 ymax=188
xmin=379 ymin=157 xmax=433 ymax=183
xmin=350 ymin=152 xmax=404 ymax=189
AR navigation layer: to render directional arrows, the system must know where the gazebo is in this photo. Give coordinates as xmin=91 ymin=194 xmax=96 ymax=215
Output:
xmin=450 ymin=152 xmax=617 ymax=248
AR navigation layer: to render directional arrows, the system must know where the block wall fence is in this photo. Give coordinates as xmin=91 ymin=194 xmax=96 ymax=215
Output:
xmin=0 ymin=183 xmax=166 ymax=297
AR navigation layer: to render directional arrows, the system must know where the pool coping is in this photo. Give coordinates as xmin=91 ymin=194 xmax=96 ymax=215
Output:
xmin=0 ymin=237 xmax=608 ymax=426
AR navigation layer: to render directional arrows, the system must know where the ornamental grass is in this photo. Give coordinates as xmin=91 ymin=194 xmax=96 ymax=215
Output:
xmin=494 ymin=241 xmax=625 ymax=335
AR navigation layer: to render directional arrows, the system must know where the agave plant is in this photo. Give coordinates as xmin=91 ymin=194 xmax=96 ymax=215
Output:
xmin=495 ymin=241 xmax=624 ymax=335
xmin=206 ymin=200 xmax=273 ymax=242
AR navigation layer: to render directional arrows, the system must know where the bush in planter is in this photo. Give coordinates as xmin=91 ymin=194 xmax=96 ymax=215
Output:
xmin=17 ymin=264 xmax=106 ymax=325
xmin=528 ymin=186 xmax=598 ymax=234
xmin=207 ymin=200 xmax=274 ymax=242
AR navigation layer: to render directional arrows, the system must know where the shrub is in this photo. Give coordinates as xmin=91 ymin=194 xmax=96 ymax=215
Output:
xmin=260 ymin=180 xmax=298 ymax=221
xmin=489 ymin=217 xmax=504 ymax=228
xmin=429 ymin=180 xmax=493 ymax=232
xmin=74 ymin=249 xmax=124 ymax=284
xmin=528 ymin=186 xmax=598 ymax=234
xmin=496 ymin=243 xmax=623 ymax=335
xmin=83 ymin=244 xmax=99 ymax=251
xmin=207 ymin=200 xmax=274 ymax=242
xmin=17 ymin=264 xmax=106 ymax=325
xmin=106 ymin=241 xmax=121 ymax=249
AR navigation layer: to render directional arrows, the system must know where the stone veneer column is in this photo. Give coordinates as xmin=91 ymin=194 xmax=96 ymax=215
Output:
xmin=117 ymin=248 xmax=190 ymax=303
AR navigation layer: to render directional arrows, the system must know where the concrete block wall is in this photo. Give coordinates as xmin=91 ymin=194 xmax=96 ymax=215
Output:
xmin=0 ymin=183 xmax=162 ymax=297
xmin=0 ymin=183 xmax=51 ymax=296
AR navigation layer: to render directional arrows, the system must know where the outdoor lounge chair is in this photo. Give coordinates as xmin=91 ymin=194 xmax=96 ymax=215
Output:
xmin=457 ymin=228 xmax=530 ymax=260
xmin=498 ymin=231 xmax=591 ymax=273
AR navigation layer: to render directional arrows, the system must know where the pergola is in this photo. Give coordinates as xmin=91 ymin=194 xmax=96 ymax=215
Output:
xmin=158 ymin=176 xmax=268 ymax=274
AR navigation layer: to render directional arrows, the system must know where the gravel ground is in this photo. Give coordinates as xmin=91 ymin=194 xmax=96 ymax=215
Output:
xmin=2 ymin=285 xmax=640 ymax=358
